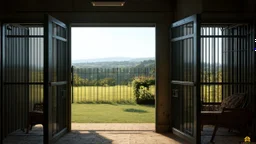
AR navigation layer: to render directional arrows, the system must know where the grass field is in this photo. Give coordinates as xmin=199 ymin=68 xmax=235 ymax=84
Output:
xmin=72 ymin=104 xmax=155 ymax=123
xmin=72 ymin=85 xmax=155 ymax=103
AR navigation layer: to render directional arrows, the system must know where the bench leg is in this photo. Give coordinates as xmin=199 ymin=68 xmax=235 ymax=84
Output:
xmin=210 ymin=125 xmax=218 ymax=143
xmin=26 ymin=125 xmax=30 ymax=134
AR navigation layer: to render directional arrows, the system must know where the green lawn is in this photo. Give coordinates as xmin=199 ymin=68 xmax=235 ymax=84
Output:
xmin=72 ymin=104 xmax=155 ymax=123
xmin=72 ymin=85 xmax=155 ymax=103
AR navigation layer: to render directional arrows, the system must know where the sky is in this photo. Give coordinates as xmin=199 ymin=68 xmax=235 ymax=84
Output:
xmin=71 ymin=27 xmax=155 ymax=61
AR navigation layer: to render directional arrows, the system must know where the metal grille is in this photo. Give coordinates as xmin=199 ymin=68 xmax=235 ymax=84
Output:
xmin=2 ymin=25 xmax=44 ymax=139
xmin=200 ymin=23 xmax=256 ymax=137
xmin=200 ymin=24 xmax=254 ymax=104
xmin=3 ymin=25 xmax=29 ymax=137
xmin=171 ymin=18 xmax=256 ymax=141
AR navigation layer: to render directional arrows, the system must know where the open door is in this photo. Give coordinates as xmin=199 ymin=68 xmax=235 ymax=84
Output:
xmin=44 ymin=15 xmax=69 ymax=143
xmin=170 ymin=14 xmax=200 ymax=143
xmin=0 ymin=21 xmax=2 ymax=144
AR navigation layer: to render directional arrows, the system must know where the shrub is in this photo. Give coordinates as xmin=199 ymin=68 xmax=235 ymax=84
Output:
xmin=132 ymin=76 xmax=155 ymax=104
xmin=137 ymin=87 xmax=155 ymax=104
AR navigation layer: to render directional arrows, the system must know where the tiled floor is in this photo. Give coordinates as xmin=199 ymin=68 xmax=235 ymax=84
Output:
xmin=3 ymin=123 xmax=187 ymax=144
xmin=201 ymin=125 xmax=245 ymax=144
xmin=3 ymin=124 xmax=247 ymax=144
xmin=3 ymin=126 xmax=43 ymax=144
xmin=56 ymin=123 xmax=188 ymax=144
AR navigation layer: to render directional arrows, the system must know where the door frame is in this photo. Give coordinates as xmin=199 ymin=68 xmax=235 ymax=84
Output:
xmin=70 ymin=23 xmax=156 ymax=129
xmin=170 ymin=14 xmax=201 ymax=144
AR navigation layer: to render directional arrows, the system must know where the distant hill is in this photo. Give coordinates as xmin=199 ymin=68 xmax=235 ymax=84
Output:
xmin=72 ymin=57 xmax=155 ymax=63
xmin=72 ymin=58 xmax=155 ymax=68
xmin=72 ymin=57 xmax=221 ymax=69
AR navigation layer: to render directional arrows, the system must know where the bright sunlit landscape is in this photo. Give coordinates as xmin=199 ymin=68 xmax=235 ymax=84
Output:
xmin=71 ymin=27 xmax=156 ymax=123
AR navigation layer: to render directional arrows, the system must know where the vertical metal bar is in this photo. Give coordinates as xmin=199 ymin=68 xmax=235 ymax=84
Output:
xmin=213 ymin=27 xmax=216 ymax=102
xmin=203 ymin=29 xmax=205 ymax=102
xmin=188 ymin=29 xmax=191 ymax=133
xmin=88 ymin=68 xmax=89 ymax=102
xmin=10 ymin=27 xmax=14 ymax=133
xmin=93 ymin=68 xmax=95 ymax=102
xmin=180 ymin=39 xmax=183 ymax=131
xmin=20 ymin=29 xmax=23 ymax=129
xmin=222 ymin=30 xmax=224 ymax=100
xmin=36 ymin=28 xmax=39 ymax=103
xmin=44 ymin=15 xmax=52 ymax=143
xmin=119 ymin=68 xmax=121 ymax=102
xmin=13 ymin=28 xmax=17 ymax=131
xmin=105 ymin=68 xmax=106 ymax=102
xmin=231 ymin=28 xmax=234 ymax=94
xmin=224 ymin=35 xmax=227 ymax=99
xmin=32 ymin=28 xmax=35 ymax=107
xmin=26 ymin=28 xmax=29 ymax=130
xmin=117 ymin=68 xmax=118 ymax=102
xmin=242 ymin=26 xmax=245 ymax=91
xmin=184 ymin=36 xmax=187 ymax=132
xmin=218 ymin=28 xmax=221 ymax=102
xmin=71 ymin=66 xmax=74 ymax=103
xmin=194 ymin=15 xmax=201 ymax=144
xmin=20 ymin=29 xmax=22 ymax=129
xmin=246 ymin=26 xmax=249 ymax=93
xmin=207 ymin=27 xmax=210 ymax=102
xmin=3 ymin=25 xmax=6 ymax=138
xmin=215 ymin=28 xmax=218 ymax=102
xmin=18 ymin=29 xmax=21 ymax=129
xmin=7 ymin=28 xmax=11 ymax=134
xmin=85 ymin=68 xmax=87 ymax=102
xmin=200 ymin=28 xmax=203 ymax=103
xmin=235 ymin=27 xmax=238 ymax=92
xmin=78 ymin=68 xmax=81 ymax=102
xmin=97 ymin=68 xmax=99 ymax=101
xmin=121 ymin=68 xmax=123 ymax=102
xmin=108 ymin=68 xmax=110 ymax=102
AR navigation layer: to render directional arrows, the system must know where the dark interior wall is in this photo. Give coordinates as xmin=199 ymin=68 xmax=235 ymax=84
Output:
xmin=1 ymin=0 xmax=172 ymax=15
xmin=174 ymin=0 xmax=202 ymax=20
xmin=200 ymin=0 xmax=249 ymax=22
xmin=174 ymin=0 xmax=256 ymax=22
xmin=246 ymin=0 xmax=256 ymax=12
xmin=202 ymin=0 xmax=244 ymax=12
xmin=202 ymin=0 xmax=256 ymax=13
xmin=0 ymin=0 xmax=174 ymax=21
xmin=0 ymin=0 xmax=174 ymax=133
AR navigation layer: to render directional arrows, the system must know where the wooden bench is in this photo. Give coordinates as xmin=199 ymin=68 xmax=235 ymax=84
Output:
xmin=209 ymin=108 xmax=252 ymax=142
xmin=201 ymin=93 xmax=252 ymax=142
